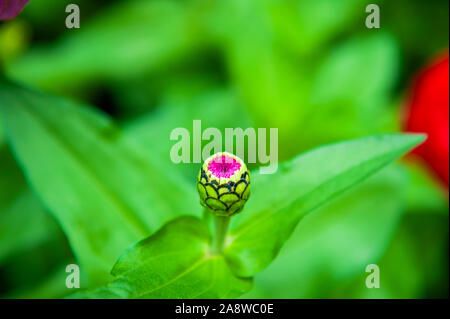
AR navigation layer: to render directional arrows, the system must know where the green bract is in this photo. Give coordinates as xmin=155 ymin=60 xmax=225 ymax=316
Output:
xmin=197 ymin=152 xmax=251 ymax=217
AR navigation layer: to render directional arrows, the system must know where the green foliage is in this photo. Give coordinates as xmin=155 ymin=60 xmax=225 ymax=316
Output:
xmin=0 ymin=190 xmax=59 ymax=264
xmin=0 ymin=80 xmax=416 ymax=298
xmin=123 ymin=87 xmax=254 ymax=179
xmin=224 ymin=134 xmax=424 ymax=277
xmin=339 ymin=212 xmax=449 ymax=298
xmin=0 ymin=141 xmax=60 ymax=265
xmin=243 ymin=166 xmax=406 ymax=298
xmin=0 ymin=79 xmax=435 ymax=299
xmin=6 ymin=265 xmax=75 ymax=299
xmin=0 ymin=0 xmax=447 ymax=299
xmin=0 ymin=80 xmax=200 ymax=284
xmin=72 ymin=217 xmax=252 ymax=299
xmin=7 ymin=0 xmax=205 ymax=92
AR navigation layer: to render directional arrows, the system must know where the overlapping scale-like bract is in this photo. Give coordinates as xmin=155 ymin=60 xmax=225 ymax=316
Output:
xmin=197 ymin=152 xmax=250 ymax=217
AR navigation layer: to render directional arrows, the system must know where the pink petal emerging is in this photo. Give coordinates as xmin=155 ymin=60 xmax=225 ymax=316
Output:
xmin=208 ymin=155 xmax=241 ymax=178
xmin=0 ymin=0 xmax=29 ymax=20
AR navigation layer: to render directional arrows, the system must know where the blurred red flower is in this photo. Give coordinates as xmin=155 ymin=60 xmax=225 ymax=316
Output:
xmin=404 ymin=51 xmax=449 ymax=188
xmin=0 ymin=0 xmax=29 ymax=20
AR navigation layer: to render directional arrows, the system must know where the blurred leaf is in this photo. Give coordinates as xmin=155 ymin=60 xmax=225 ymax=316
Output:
xmin=243 ymin=166 xmax=405 ymax=298
xmin=403 ymin=160 xmax=449 ymax=214
xmin=0 ymin=144 xmax=24 ymax=210
xmin=312 ymin=34 xmax=398 ymax=107
xmin=4 ymin=265 xmax=73 ymax=299
xmin=1 ymin=116 xmax=69 ymax=290
xmin=342 ymin=212 xmax=449 ymax=298
xmin=0 ymin=144 xmax=60 ymax=265
xmin=0 ymin=123 xmax=3 ymax=147
xmin=110 ymin=62 xmax=227 ymax=118
xmin=306 ymin=33 xmax=400 ymax=145
xmin=0 ymin=233 xmax=73 ymax=296
xmin=0 ymin=190 xmax=60 ymax=265
xmin=71 ymin=217 xmax=252 ymax=299
xmin=0 ymin=80 xmax=200 ymax=284
xmin=268 ymin=0 xmax=368 ymax=55
xmin=225 ymin=134 xmax=424 ymax=277
xmin=7 ymin=0 xmax=206 ymax=92
xmin=0 ymin=20 xmax=30 ymax=65
xmin=204 ymin=0 xmax=312 ymax=148
xmin=384 ymin=0 xmax=449 ymax=82
xmin=221 ymin=6 xmax=399 ymax=158
xmin=22 ymin=0 xmax=110 ymax=40
xmin=224 ymin=26 xmax=310 ymax=149
xmin=209 ymin=0 xmax=367 ymax=55
xmin=123 ymin=87 xmax=254 ymax=179
xmin=0 ymin=115 xmax=4 ymax=145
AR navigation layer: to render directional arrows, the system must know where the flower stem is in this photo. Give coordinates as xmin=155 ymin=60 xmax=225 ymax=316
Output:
xmin=211 ymin=215 xmax=230 ymax=255
xmin=202 ymin=207 xmax=211 ymax=222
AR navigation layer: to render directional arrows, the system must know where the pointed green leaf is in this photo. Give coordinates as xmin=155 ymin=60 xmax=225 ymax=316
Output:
xmin=0 ymin=81 xmax=200 ymax=284
xmin=243 ymin=167 xmax=406 ymax=298
xmin=225 ymin=134 xmax=425 ymax=277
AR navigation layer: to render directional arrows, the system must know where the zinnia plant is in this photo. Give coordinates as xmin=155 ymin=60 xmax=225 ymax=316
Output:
xmin=0 ymin=79 xmax=425 ymax=298
xmin=197 ymin=152 xmax=250 ymax=254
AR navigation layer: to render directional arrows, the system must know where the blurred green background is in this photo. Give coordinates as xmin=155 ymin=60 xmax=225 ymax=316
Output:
xmin=0 ymin=0 xmax=448 ymax=298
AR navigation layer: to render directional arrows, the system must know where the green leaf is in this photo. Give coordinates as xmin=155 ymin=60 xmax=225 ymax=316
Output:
xmin=71 ymin=217 xmax=252 ymax=299
xmin=0 ymin=80 xmax=200 ymax=284
xmin=7 ymin=0 xmax=205 ymax=91
xmin=0 ymin=114 xmax=4 ymax=145
xmin=225 ymin=134 xmax=425 ymax=277
xmin=0 ymin=144 xmax=26 ymax=212
xmin=269 ymin=0 xmax=368 ymax=55
xmin=243 ymin=166 xmax=406 ymax=298
xmin=305 ymin=33 xmax=400 ymax=146
xmin=0 ymin=190 xmax=61 ymax=265
xmin=4 ymin=265 xmax=74 ymax=299
xmin=0 ymin=144 xmax=60 ymax=265
xmin=220 ymin=17 xmax=400 ymax=159
xmin=311 ymin=34 xmax=398 ymax=112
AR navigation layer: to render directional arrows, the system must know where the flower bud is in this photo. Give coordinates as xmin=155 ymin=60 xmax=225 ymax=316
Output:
xmin=197 ymin=152 xmax=250 ymax=217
